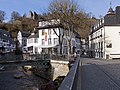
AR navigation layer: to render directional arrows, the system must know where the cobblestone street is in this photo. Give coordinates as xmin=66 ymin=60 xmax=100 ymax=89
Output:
xmin=81 ymin=58 xmax=120 ymax=90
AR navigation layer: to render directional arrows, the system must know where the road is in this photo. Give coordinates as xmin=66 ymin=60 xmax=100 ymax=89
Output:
xmin=81 ymin=58 xmax=120 ymax=90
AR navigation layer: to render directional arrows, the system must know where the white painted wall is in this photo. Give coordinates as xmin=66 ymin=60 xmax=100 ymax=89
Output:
xmin=89 ymin=25 xmax=120 ymax=59
xmin=17 ymin=31 xmax=22 ymax=47
xmin=27 ymin=20 xmax=80 ymax=55
xmin=105 ymin=26 xmax=120 ymax=58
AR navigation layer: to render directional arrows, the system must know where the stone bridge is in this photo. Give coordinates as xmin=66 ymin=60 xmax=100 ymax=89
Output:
xmin=0 ymin=59 xmax=69 ymax=81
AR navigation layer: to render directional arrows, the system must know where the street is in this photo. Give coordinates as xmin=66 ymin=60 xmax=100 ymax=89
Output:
xmin=81 ymin=58 xmax=120 ymax=90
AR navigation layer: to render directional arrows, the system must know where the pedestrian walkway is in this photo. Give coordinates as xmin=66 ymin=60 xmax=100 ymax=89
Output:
xmin=81 ymin=58 xmax=120 ymax=90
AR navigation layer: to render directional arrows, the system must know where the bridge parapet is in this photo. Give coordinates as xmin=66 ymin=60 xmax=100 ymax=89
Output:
xmin=50 ymin=60 xmax=69 ymax=80
xmin=58 ymin=58 xmax=81 ymax=90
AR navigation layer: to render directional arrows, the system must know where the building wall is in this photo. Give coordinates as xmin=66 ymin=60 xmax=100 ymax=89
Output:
xmin=104 ymin=26 xmax=120 ymax=59
xmin=0 ymin=30 xmax=15 ymax=53
xmin=89 ymin=25 xmax=120 ymax=59
xmin=89 ymin=26 xmax=104 ymax=58
xmin=27 ymin=38 xmax=39 ymax=54
xmin=27 ymin=19 xmax=80 ymax=55
xmin=51 ymin=60 xmax=69 ymax=80
xmin=27 ymin=28 xmax=78 ymax=55
xmin=17 ymin=31 xmax=31 ymax=53
xmin=89 ymin=6 xmax=120 ymax=59
xmin=38 ymin=28 xmax=60 ymax=54
xmin=17 ymin=31 xmax=22 ymax=47
xmin=27 ymin=27 xmax=60 ymax=54
xmin=38 ymin=28 xmax=59 ymax=47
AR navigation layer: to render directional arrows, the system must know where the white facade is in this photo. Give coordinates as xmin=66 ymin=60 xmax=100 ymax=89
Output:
xmin=17 ymin=31 xmax=30 ymax=52
xmin=104 ymin=26 xmax=120 ymax=59
xmin=27 ymin=20 xmax=80 ymax=55
xmin=89 ymin=6 xmax=120 ymax=59
xmin=89 ymin=22 xmax=120 ymax=59
xmin=27 ymin=27 xmax=66 ymax=54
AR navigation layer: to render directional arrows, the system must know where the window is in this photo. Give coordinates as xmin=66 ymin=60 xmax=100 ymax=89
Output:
xmin=72 ymin=41 xmax=75 ymax=46
xmin=64 ymin=39 xmax=67 ymax=45
xmin=48 ymin=38 xmax=51 ymax=45
xmin=35 ymin=47 xmax=38 ymax=53
xmin=98 ymin=42 xmax=100 ymax=49
xmin=101 ymin=42 xmax=103 ymax=49
xmin=42 ymin=39 xmax=45 ymax=45
xmin=23 ymin=40 xmax=26 ymax=43
xmin=67 ymin=31 xmax=70 ymax=36
xmin=101 ymin=29 xmax=102 ymax=35
xmin=34 ymin=38 xmax=38 ymax=43
xmin=28 ymin=38 xmax=33 ymax=44
xmin=24 ymin=43 xmax=26 ymax=46
xmin=54 ymin=48 xmax=57 ymax=53
xmin=106 ymin=43 xmax=112 ymax=48
xmin=54 ymin=38 xmax=58 ymax=45
xmin=28 ymin=39 xmax=30 ymax=44
xmin=119 ymin=32 xmax=120 ymax=36
xmin=42 ymin=30 xmax=45 ymax=35
xmin=48 ymin=29 xmax=51 ymax=35
xmin=3 ymin=39 xmax=6 ymax=42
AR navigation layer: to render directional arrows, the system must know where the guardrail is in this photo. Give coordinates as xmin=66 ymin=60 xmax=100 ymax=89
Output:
xmin=58 ymin=57 xmax=81 ymax=90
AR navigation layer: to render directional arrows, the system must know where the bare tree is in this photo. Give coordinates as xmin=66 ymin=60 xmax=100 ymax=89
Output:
xmin=11 ymin=11 xmax=21 ymax=22
xmin=48 ymin=0 xmax=85 ymax=60
xmin=0 ymin=10 xmax=6 ymax=23
xmin=45 ymin=18 xmax=64 ymax=55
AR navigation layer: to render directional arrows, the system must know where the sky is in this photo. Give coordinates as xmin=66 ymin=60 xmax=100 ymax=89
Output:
xmin=0 ymin=0 xmax=120 ymax=21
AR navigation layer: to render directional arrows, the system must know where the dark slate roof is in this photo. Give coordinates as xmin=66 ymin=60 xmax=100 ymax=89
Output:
xmin=37 ymin=24 xmax=63 ymax=30
xmin=0 ymin=29 xmax=10 ymax=37
xmin=28 ymin=32 xmax=39 ymax=39
xmin=104 ymin=6 xmax=120 ymax=25
xmin=20 ymin=31 xmax=31 ymax=37
xmin=74 ymin=31 xmax=80 ymax=39
xmin=107 ymin=7 xmax=115 ymax=14
xmin=91 ymin=6 xmax=120 ymax=33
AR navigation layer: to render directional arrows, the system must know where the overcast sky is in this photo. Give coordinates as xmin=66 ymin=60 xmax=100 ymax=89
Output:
xmin=0 ymin=0 xmax=120 ymax=21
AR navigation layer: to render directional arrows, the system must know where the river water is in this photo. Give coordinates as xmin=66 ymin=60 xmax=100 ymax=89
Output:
xmin=0 ymin=66 xmax=49 ymax=90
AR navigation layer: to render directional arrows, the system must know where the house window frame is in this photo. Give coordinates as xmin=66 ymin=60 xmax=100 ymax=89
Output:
xmin=34 ymin=38 xmax=38 ymax=43
xmin=42 ymin=39 xmax=45 ymax=45
xmin=48 ymin=29 xmax=51 ymax=35
xmin=42 ymin=30 xmax=45 ymax=35
xmin=106 ymin=43 xmax=112 ymax=48
xmin=48 ymin=38 xmax=52 ymax=45
xmin=54 ymin=38 xmax=58 ymax=45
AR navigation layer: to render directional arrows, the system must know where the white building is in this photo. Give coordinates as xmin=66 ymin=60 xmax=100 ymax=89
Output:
xmin=0 ymin=29 xmax=15 ymax=54
xmin=17 ymin=31 xmax=30 ymax=53
xmin=27 ymin=19 xmax=81 ymax=55
xmin=89 ymin=6 xmax=120 ymax=59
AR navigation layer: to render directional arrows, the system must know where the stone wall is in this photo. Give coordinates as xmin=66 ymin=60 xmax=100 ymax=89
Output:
xmin=50 ymin=60 xmax=69 ymax=80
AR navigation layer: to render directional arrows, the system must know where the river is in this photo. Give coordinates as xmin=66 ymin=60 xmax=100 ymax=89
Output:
xmin=0 ymin=65 xmax=50 ymax=90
